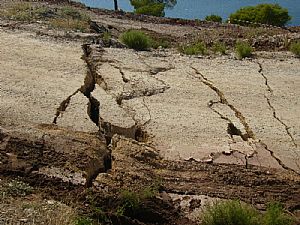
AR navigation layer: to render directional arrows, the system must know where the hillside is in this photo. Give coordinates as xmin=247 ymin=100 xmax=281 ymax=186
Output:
xmin=0 ymin=0 xmax=300 ymax=224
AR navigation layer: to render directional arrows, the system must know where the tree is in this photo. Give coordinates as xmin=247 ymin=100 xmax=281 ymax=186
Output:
xmin=205 ymin=14 xmax=222 ymax=23
xmin=113 ymin=0 xmax=118 ymax=11
xmin=130 ymin=0 xmax=177 ymax=17
xmin=229 ymin=4 xmax=291 ymax=27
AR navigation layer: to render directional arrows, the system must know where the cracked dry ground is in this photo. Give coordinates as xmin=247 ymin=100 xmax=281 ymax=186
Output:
xmin=1 ymin=29 xmax=300 ymax=224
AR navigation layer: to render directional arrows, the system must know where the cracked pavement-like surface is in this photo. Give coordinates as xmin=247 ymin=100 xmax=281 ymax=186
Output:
xmin=0 ymin=29 xmax=299 ymax=174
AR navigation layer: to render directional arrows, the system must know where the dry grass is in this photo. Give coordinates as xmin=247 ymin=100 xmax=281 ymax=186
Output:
xmin=49 ymin=18 xmax=90 ymax=32
xmin=0 ymin=178 xmax=77 ymax=225
xmin=0 ymin=2 xmax=91 ymax=32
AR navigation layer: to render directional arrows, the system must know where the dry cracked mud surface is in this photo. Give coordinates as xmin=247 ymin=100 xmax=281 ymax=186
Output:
xmin=1 ymin=14 xmax=300 ymax=224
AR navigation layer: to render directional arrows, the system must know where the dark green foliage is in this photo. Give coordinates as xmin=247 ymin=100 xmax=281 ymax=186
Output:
xmin=131 ymin=0 xmax=165 ymax=17
xmin=120 ymin=30 xmax=151 ymax=51
xmin=229 ymin=4 xmax=291 ymax=27
xmin=290 ymin=41 xmax=300 ymax=57
xmin=75 ymin=217 xmax=93 ymax=225
xmin=135 ymin=3 xmax=165 ymax=17
xmin=235 ymin=41 xmax=252 ymax=59
xmin=262 ymin=202 xmax=295 ymax=225
xmin=180 ymin=42 xmax=207 ymax=55
xmin=201 ymin=200 xmax=260 ymax=225
xmin=205 ymin=14 xmax=222 ymax=23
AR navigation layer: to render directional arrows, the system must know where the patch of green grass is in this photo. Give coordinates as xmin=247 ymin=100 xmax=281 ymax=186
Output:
xmin=180 ymin=42 xmax=207 ymax=55
xmin=103 ymin=31 xmax=111 ymax=43
xmin=235 ymin=41 xmax=253 ymax=59
xmin=262 ymin=202 xmax=295 ymax=225
xmin=120 ymin=30 xmax=152 ymax=51
xmin=290 ymin=41 xmax=300 ymax=57
xmin=140 ymin=186 xmax=158 ymax=199
xmin=120 ymin=190 xmax=141 ymax=212
xmin=201 ymin=200 xmax=260 ymax=225
xmin=212 ymin=42 xmax=226 ymax=55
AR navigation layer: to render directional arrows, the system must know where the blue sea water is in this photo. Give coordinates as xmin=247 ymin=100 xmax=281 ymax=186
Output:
xmin=79 ymin=0 xmax=300 ymax=26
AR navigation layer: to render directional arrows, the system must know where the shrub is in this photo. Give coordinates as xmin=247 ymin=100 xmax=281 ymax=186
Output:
xmin=235 ymin=41 xmax=252 ymax=59
xmin=201 ymin=200 xmax=260 ymax=225
xmin=120 ymin=30 xmax=151 ymax=51
xmin=212 ymin=42 xmax=226 ymax=55
xmin=180 ymin=42 xmax=207 ymax=55
xmin=262 ymin=202 xmax=295 ymax=225
xmin=205 ymin=14 xmax=222 ymax=23
xmin=290 ymin=41 xmax=300 ymax=57
xmin=229 ymin=4 xmax=291 ymax=27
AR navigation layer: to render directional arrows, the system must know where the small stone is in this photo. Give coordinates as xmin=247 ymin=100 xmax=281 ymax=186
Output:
xmin=47 ymin=200 xmax=55 ymax=205
xmin=222 ymin=149 xmax=232 ymax=155
xmin=203 ymin=158 xmax=213 ymax=164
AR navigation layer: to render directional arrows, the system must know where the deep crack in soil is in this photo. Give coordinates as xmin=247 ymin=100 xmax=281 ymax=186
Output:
xmin=256 ymin=61 xmax=300 ymax=172
xmin=190 ymin=66 xmax=255 ymax=141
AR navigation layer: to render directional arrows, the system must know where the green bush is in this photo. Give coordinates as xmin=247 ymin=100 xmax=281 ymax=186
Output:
xmin=229 ymin=4 xmax=291 ymax=27
xmin=201 ymin=200 xmax=260 ymax=225
xmin=180 ymin=42 xmax=207 ymax=55
xmin=290 ymin=41 xmax=300 ymax=57
xmin=120 ymin=30 xmax=151 ymax=51
xmin=205 ymin=14 xmax=222 ymax=23
xmin=263 ymin=202 xmax=295 ymax=225
xmin=235 ymin=41 xmax=253 ymax=59
xmin=212 ymin=42 xmax=226 ymax=55
xmin=200 ymin=200 xmax=297 ymax=225
xmin=131 ymin=0 xmax=165 ymax=17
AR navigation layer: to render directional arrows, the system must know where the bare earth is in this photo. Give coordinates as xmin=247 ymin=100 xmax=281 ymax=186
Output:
xmin=1 ymin=29 xmax=299 ymax=172
xmin=0 ymin=1 xmax=300 ymax=224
